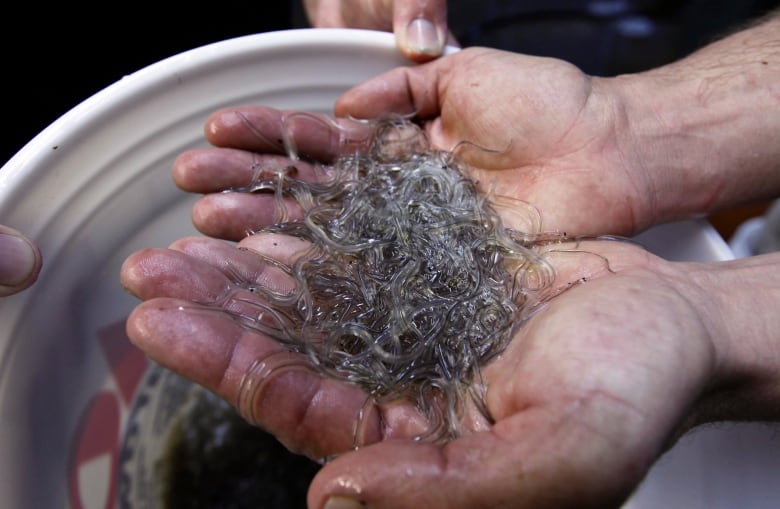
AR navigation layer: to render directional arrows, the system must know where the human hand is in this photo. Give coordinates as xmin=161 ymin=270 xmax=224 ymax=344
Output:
xmin=128 ymin=70 xmax=780 ymax=506
xmin=0 ymin=225 xmax=42 ymax=297
xmin=121 ymin=230 xmax=764 ymax=508
xmin=183 ymin=4 xmax=780 ymax=242
xmin=331 ymin=13 xmax=780 ymax=235
xmin=303 ymin=0 xmax=452 ymax=62
xmin=188 ymin=9 xmax=780 ymax=239
xmin=178 ymin=49 xmax=660 ymax=239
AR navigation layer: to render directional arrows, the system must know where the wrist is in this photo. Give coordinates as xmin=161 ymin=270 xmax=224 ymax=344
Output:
xmin=677 ymin=252 xmax=780 ymax=426
xmin=606 ymin=15 xmax=780 ymax=226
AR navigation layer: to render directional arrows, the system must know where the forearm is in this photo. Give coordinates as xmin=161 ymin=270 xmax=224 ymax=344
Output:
xmin=613 ymin=10 xmax=780 ymax=224
xmin=680 ymin=251 xmax=780 ymax=426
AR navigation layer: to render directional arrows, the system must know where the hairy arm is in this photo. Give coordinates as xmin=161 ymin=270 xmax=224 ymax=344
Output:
xmin=613 ymin=9 xmax=780 ymax=224
xmin=622 ymin=12 xmax=780 ymax=425
xmin=680 ymin=250 xmax=780 ymax=428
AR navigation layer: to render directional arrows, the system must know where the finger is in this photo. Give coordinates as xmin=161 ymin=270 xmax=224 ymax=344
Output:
xmin=122 ymin=237 xmax=310 ymax=354
xmin=121 ymin=235 xmax=298 ymax=304
xmin=319 ymin=333 xmax=682 ymax=508
xmin=335 ymin=58 xmax=445 ymax=120
xmin=120 ymin=240 xmax=231 ymax=302
xmin=127 ymin=301 xmax=429 ymax=460
xmin=176 ymin=146 xmax=336 ymax=240
xmin=204 ymin=105 xmax=287 ymax=153
xmin=123 ymin=236 xmax=430 ymax=457
xmin=236 ymin=231 xmax=311 ymax=263
xmin=170 ymin=235 xmax=302 ymax=295
xmin=190 ymin=191 xmax=305 ymax=241
xmin=310 ymin=417 xmax=645 ymax=509
xmin=127 ymin=298 xmax=372 ymax=459
xmin=392 ymin=0 xmax=448 ymax=62
xmin=204 ymin=106 xmax=373 ymax=162
xmin=0 ymin=225 xmax=42 ymax=297
xmin=173 ymin=147 xmax=327 ymax=194
xmin=121 ymin=239 xmax=358 ymax=457
xmin=166 ymin=233 xmax=308 ymax=299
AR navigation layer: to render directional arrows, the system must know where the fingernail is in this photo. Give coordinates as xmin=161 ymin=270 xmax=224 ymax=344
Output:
xmin=323 ymin=495 xmax=366 ymax=509
xmin=405 ymin=18 xmax=443 ymax=56
xmin=0 ymin=233 xmax=37 ymax=286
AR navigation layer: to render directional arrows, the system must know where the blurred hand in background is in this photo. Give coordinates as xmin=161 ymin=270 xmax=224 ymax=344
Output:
xmin=303 ymin=0 xmax=453 ymax=61
xmin=0 ymin=225 xmax=41 ymax=297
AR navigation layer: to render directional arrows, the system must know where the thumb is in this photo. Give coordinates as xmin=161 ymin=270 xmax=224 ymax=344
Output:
xmin=311 ymin=438 xmax=496 ymax=509
xmin=334 ymin=58 xmax=446 ymax=120
xmin=392 ymin=0 xmax=449 ymax=62
xmin=308 ymin=428 xmax=636 ymax=509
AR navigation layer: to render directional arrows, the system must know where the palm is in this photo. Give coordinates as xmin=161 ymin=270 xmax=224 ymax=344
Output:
xmin=182 ymin=49 xmax=655 ymax=241
xmin=336 ymin=47 xmax=655 ymax=237
xmin=121 ymin=234 xmax=712 ymax=508
xmin=308 ymin=241 xmax=714 ymax=508
xmin=467 ymin=245 xmax=711 ymax=505
xmin=143 ymin=51 xmax=713 ymax=507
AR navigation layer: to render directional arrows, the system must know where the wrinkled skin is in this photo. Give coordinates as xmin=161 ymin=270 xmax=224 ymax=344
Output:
xmin=122 ymin=35 xmax=780 ymax=507
xmin=185 ymin=49 xmax=662 ymax=242
xmin=119 ymin=49 xmax=728 ymax=509
xmin=121 ymin=232 xmax=719 ymax=508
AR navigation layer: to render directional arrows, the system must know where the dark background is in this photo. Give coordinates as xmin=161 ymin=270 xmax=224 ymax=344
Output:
xmin=3 ymin=0 xmax=779 ymax=238
xmin=1 ymin=3 xmax=301 ymax=166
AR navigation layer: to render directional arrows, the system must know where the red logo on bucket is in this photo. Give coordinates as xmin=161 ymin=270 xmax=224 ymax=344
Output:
xmin=67 ymin=320 xmax=148 ymax=509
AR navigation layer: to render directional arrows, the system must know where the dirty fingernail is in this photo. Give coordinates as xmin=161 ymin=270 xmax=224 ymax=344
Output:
xmin=405 ymin=18 xmax=443 ymax=56
xmin=0 ymin=233 xmax=37 ymax=287
xmin=323 ymin=495 xmax=366 ymax=509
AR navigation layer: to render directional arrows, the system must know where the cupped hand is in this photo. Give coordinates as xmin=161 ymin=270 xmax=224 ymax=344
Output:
xmin=177 ymin=48 xmax=665 ymax=241
xmin=120 ymin=233 xmax=719 ymax=509
xmin=303 ymin=0 xmax=452 ymax=62
xmin=335 ymin=47 xmax=663 ymax=237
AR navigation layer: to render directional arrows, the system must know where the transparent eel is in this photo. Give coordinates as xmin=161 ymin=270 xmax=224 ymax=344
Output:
xmin=210 ymin=114 xmax=579 ymax=444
